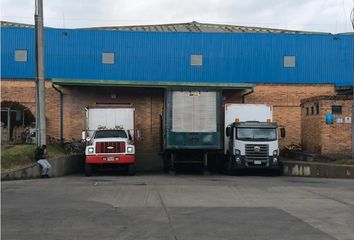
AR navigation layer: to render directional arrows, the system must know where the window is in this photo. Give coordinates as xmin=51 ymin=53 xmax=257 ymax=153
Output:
xmin=311 ymin=106 xmax=314 ymax=115
xmin=94 ymin=130 xmax=127 ymax=138
xmin=315 ymin=103 xmax=319 ymax=114
xmin=102 ymin=52 xmax=115 ymax=64
xmin=236 ymin=128 xmax=277 ymax=141
xmin=284 ymin=56 xmax=295 ymax=68
xmin=332 ymin=105 xmax=342 ymax=115
xmin=15 ymin=50 xmax=28 ymax=62
xmin=191 ymin=54 xmax=203 ymax=66
xmin=306 ymin=107 xmax=309 ymax=115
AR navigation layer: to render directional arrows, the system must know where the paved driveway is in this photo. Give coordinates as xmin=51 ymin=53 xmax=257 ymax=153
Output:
xmin=2 ymin=174 xmax=354 ymax=240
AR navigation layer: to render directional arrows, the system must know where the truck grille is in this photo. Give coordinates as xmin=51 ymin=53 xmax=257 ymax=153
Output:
xmin=245 ymin=144 xmax=269 ymax=161
xmin=95 ymin=142 xmax=125 ymax=154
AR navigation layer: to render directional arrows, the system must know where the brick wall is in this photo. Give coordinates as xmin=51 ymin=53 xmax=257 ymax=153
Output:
xmin=61 ymin=86 xmax=164 ymax=170
xmin=1 ymin=79 xmax=61 ymax=141
xmin=243 ymin=84 xmax=335 ymax=148
xmin=301 ymin=96 xmax=352 ymax=155
xmin=1 ymin=79 xmax=339 ymax=168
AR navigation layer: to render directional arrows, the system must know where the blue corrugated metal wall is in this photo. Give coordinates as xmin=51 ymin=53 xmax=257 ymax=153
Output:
xmin=1 ymin=27 xmax=353 ymax=86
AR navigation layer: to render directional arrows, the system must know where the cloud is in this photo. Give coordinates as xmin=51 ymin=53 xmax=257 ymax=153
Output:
xmin=1 ymin=0 xmax=353 ymax=33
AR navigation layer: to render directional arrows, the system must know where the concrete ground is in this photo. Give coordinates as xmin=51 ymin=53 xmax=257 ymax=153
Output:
xmin=2 ymin=174 xmax=354 ymax=240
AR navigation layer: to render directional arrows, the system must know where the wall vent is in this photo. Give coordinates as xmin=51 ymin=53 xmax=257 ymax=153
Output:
xmin=102 ymin=52 xmax=115 ymax=64
xmin=191 ymin=54 xmax=203 ymax=66
xmin=284 ymin=56 xmax=295 ymax=67
xmin=15 ymin=50 xmax=28 ymax=62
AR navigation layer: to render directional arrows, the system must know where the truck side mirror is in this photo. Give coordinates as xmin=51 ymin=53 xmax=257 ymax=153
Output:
xmin=226 ymin=126 xmax=231 ymax=137
xmin=280 ymin=128 xmax=286 ymax=138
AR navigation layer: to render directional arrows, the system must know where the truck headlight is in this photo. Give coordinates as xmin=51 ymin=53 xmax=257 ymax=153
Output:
xmin=88 ymin=147 xmax=94 ymax=154
xmin=273 ymin=150 xmax=278 ymax=156
xmin=234 ymin=149 xmax=241 ymax=155
xmin=127 ymin=146 xmax=134 ymax=153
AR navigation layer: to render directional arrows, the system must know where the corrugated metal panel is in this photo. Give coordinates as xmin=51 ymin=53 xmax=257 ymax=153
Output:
xmin=1 ymin=27 xmax=353 ymax=86
xmin=172 ymin=91 xmax=216 ymax=132
xmin=165 ymin=90 xmax=222 ymax=150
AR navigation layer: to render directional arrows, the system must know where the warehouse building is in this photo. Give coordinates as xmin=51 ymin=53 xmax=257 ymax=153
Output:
xmin=1 ymin=21 xmax=353 ymax=170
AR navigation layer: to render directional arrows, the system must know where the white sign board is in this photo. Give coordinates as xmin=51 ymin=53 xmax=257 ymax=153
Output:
xmin=345 ymin=117 xmax=352 ymax=123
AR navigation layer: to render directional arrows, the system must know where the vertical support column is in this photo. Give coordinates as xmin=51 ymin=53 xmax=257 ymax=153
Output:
xmin=351 ymin=6 xmax=354 ymax=158
xmin=169 ymin=152 xmax=176 ymax=175
xmin=35 ymin=0 xmax=46 ymax=146
xmin=7 ymin=108 xmax=11 ymax=143
xmin=352 ymin=104 xmax=354 ymax=158
xmin=203 ymin=152 xmax=210 ymax=175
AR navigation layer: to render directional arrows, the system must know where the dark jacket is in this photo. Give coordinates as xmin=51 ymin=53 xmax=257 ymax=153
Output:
xmin=34 ymin=147 xmax=45 ymax=161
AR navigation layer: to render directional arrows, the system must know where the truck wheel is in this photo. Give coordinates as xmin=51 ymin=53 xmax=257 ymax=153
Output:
xmin=274 ymin=166 xmax=284 ymax=176
xmin=85 ymin=163 xmax=92 ymax=176
xmin=226 ymin=156 xmax=235 ymax=176
xmin=127 ymin=164 xmax=136 ymax=176
xmin=163 ymin=157 xmax=170 ymax=173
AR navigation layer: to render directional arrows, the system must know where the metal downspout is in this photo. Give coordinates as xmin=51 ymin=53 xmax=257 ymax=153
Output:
xmin=52 ymin=83 xmax=64 ymax=145
xmin=241 ymin=87 xmax=254 ymax=103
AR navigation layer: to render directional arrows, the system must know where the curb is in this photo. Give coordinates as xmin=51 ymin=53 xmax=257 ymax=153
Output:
xmin=283 ymin=161 xmax=354 ymax=179
xmin=1 ymin=154 xmax=84 ymax=180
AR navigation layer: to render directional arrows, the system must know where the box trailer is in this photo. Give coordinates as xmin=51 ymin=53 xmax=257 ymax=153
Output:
xmin=163 ymin=90 xmax=222 ymax=173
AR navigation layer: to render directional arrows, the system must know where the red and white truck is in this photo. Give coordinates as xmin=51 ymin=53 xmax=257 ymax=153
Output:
xmin=82 ymin=107 xmax=136 ymax=176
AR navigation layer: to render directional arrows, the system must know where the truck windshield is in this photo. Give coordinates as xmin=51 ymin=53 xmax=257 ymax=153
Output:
xmin=94 ymin=130 xmax=127 ymax=139
xmin=236 ymin=128 xmax=276 ymax=141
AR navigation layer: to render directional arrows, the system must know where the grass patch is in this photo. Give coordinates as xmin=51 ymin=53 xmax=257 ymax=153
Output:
xmin=1 ymin=144 xmax=65 ymax=170
xmin=333 ymin=159 xmax=354 ymax=165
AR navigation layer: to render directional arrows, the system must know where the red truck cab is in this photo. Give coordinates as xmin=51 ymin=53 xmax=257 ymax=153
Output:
xmin=84 ymin=128 xmax=136 ymax=176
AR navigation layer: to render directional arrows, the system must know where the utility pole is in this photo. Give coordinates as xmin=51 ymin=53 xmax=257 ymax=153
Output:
xmin=34 ymin=0 xmax=46 ymax=146
xmin=351 ymin=2 xmax=354 ymax=158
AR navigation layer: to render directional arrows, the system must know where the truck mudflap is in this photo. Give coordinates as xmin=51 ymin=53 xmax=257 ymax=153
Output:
xmin=86 ymin=155 xmax=135 ymax=164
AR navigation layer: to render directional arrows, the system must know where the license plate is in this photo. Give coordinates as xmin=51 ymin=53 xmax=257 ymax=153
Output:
xmin=107 ymin=157 xmax=115 ymax=161
xmin=254 ymin=160 xmax=262 ymax=165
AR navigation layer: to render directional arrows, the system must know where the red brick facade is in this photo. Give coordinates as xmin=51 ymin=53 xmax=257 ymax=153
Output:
xmin=301 ymin=96 xmax=352 ymax=155
xmin=244 ymin=84 xmax=335 ymax=147
xmin=1 ymin=79 xmax=338 ymax=168
xmin=0 ymin=79 xmax=61 ymax=140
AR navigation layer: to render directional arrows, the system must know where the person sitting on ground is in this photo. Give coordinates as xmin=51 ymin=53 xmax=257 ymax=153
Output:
xmin=34 ymin=145 xmax=52 ymax=178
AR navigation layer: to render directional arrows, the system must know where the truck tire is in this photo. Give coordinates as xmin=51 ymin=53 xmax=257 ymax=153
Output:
xmin=163 ymin=157 xmax=170 ymax=173
xmin=226 ymin=155 xmax=235 ymax=176
xmin=85 ymin=163 xmax=92 ymax=176
xmin=127 ymin=164 xmax=136 ymax=176
xmin=274 ymin=163 xmax=284 ymax=176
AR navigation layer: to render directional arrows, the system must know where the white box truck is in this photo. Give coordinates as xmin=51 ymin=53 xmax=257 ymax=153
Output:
xmin=224 ymin=104 xmax=285 ymax=174
xmin=82 ymin=107 xmax=136 ymax=176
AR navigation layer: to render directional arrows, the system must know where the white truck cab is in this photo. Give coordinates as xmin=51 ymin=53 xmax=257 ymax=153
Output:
xmin=224 ymin=104 xmax=285 ymax=174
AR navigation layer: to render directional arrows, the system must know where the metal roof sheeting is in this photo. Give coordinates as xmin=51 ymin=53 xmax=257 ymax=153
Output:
xmin=83 ymin=21 xmax=330 ymax=35
xmin=1 ymin=27 xmax=353 ymax=86
xmin=1 ymin=20 xmax=332 ymax=34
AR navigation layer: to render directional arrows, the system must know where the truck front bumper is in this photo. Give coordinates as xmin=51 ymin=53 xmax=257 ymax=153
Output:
xmin=86 ymin=155 xmax=135 ymax=164
xmin=229 ymin=155 xmax=281 ymax=170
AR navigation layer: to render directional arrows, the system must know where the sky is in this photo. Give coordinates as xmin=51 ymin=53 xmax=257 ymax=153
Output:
xmin=1 ymin=0 xmax=353 ymax=33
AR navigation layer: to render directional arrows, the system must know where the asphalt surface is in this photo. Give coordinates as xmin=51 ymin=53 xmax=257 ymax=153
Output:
xmin=2 ymin=174 xmax=354 ymax=240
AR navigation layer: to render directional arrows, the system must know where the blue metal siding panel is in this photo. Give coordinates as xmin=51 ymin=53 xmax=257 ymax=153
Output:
xmin=1 ymin=28 xmax=36 ymax=78
xmin=1 ymin=27 xmax=353 ymax=86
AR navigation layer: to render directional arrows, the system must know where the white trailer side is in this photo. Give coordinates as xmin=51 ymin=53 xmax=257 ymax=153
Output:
xmin=85 ymin=108 xmax=135 ymax=138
